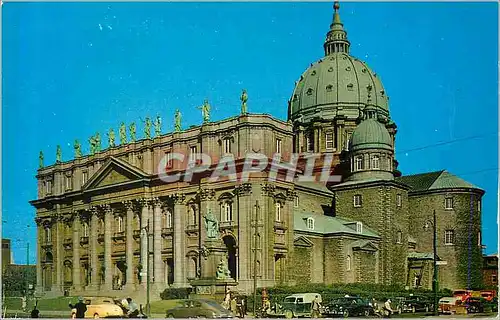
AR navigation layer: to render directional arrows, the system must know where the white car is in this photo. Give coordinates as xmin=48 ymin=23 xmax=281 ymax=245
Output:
xmin=70 ymin=297 xmax=126 ymax=319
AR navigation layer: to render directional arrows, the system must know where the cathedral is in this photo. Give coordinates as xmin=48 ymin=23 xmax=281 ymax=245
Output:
xmin=31 ymin=2 xmax=484 ymax=298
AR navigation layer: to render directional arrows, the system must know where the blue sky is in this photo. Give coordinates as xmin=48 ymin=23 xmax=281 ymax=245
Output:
xmin=2 ymin=2 xmax=498 ymax=264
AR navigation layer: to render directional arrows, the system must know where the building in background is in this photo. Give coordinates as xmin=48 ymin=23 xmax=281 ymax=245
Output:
xmin=2 ymin=239 xmax=12 ymax=271
xmin=483 ymin=254 xmax=498 ymax=288
xmin=30 ymin=2 xmax=484 ymax=298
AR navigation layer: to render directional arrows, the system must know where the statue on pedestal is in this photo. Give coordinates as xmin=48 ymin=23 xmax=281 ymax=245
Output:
xmin=119 ymin=122 xmax=127 ymax=144
xmin=56 ymin=145 xmax=62 ymax=163
xmin=203 ymin=209 xmax=219 ymax=239
xmin=107 ymin=128 xmax=116 ymax=148
xmin=216 ymin=255 xmax=231 ymax=280
xmin=129 ymin=123 xmax=137 ymax=142
xmin=144 ymin=117 xmax=152 ymax=139
xmin=89 ymin=136 xmax=96 ymax=155
xmin=198 ymin=100 xmax=211 ymax=123
xmin=174 ymin=109 xmax=182 ymax=132
xmin=39 ymin=151 xmax=44 ymax=168
xmin=74 ymin=140 xmax=82 ymax=158
xmin=95 ymin=132 xmax=101 ymax=152
xmin=154 ymin=115 xmax=162 ymax=137
xmin=240 ymin=89 xmax=248 ymax=115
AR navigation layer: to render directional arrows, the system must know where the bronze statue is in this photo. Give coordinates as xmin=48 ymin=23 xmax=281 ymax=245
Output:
xmin=197 ymin=100 xmax=211 ymax=123
xmin=95 ymin=132 xmax=101 ymax=152
xmin=144 ymin=117 xmax=152 ymax=139
xmin=39 ymin=151 xmax=44 ymax=168
xmin=56 ymin=145 xmax=62 ymax=163
xmin=240 ymin=89 xmax=248 ymax=114
xmin=154 ymin=115 xmax=162 ymax=137
xmin=129 ymin=123 xmax=136 ymax=142
xmin=174 ymin=109 xmax=182 ymax=132
xmin=108 ymin=128 xmax=116 ymax=147
xmin=89 ymin=136 xmax=96 ymax=155
xmin=74 ymin=140 xmax=82 ymax=158
xmin=119 ymin=122 xmax=127 ymax=144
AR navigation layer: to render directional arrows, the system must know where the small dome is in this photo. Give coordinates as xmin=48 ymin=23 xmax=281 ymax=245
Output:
xmin=351 ymin=118 xmax=392 ymax=152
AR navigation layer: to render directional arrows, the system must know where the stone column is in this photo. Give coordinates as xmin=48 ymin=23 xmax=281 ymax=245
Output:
xmin=140 ymin=199 xmax=150 ymax=285
xmin=103 ymin=205 xmax=113 ymax=290
xmin=123 ymin=201 xmax=135 ymax=291
xmin=89 ymin=208 xmax=99 ymax=290
xmin=153 ymin=198 xmax=165 ymax=289
xmin=72 ymin=212 xmax=81 ymax=291
xmin=235 ymin=184 xmax=252 ymax=283
xmin=173 ymin=193 xmax=186 ymax=287
xmin=35 ymin=219 xmax=43 ymax=292
xmin=53 ymin=214 xmax=63 ymax=293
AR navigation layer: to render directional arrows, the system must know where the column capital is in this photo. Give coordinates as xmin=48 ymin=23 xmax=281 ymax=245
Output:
xmin=172 ymin=193 xmax=186 ymax=204
xmin=200 ymin=188 xmax=216 ymax=201
xmin=152 ymin=197 xmax=163 ymax=209
xmin=234 ymin=183 xmax=252 ymax=197
xmin=286 ymin=189 xmax=297 ymax=201
xmin=122 ymin=200 xmax=135 ymax=211
xmin=261 ymin=183 xmax=276 ymax=197
xmin=138 ymin=198 xmax=153 ymax=208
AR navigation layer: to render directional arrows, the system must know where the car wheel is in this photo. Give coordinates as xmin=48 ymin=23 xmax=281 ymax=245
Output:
xmin=412 ymin=306 xmax=416 ymax=313
xmin=93 ymin=313 xmax=100 ymax=319
xmin=364 ymin=309 xmax=370 ymax=317
xmin=284 ymin=310 xmax=293 ymax=319
xmin=343 ymin=309 xmax=349 ymax=318
xmin=167 ymin=314 xmax=175 ymax=319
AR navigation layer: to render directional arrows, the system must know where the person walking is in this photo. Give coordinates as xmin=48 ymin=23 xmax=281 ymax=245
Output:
xmin=126 ymin=298 xmax=139 ymax=318
xmin=311 ymin=295 xmax=321 ymax=318
xmin=383 ymin=298 xmax=393 ymax=318
xmin=69 ymin=297 xmax=87 ymax=319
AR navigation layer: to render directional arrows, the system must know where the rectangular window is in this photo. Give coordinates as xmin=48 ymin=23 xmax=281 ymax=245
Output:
xmin=82 ymin=171 xmax=88 ymax=185
xmin=223 ymin=139 xmax=231 ymax=154
xmin=478 ymin=231 xmax=481 ymax=247
xmin=65 ymin=175 xmax=72 ymax=190
xmin=117 ymin=216 xmax=123 ymax=233
xmin=189 ymin=146 xmax=197 ymax=162
xmin=396 ymin=194 xmax=402 ymax=207
xmin=306 ymin=218 xmax=314 ymax=230
xmin=356 ymin=222 xmax=363 ymax=233
xmin=445 ymin=230 xmax=455 ymax=245
xmin=276 ymin=139 xmax=282 ymax=154
xmin=45 ymin=180 xmax=52 ymax=194
xmin=353 ymin=195 xmax=362 ymax=207
xmin=371 ymin=155 xmax=380 ymax=169
xmin=492 ymin=274 xmax=497 ymax=284
xmin=165 ymin=151 xmax=173 ymax=168
xmin=294 ymin=196 xmax=299 ymax=208
xmin=355 ymin=156 xmax=364 ymax=171
xmin=396 ymin=231 xmax=402 ymax=244
xmin=325 ymin=131 xmax=334 ymax=150
xmin=83 ymin=223 xmax=89 ymax=237
xmin=45 ymin=227 xmax=51 ymax=243
xmin=306 ymin=133 xmax=314 ymax=152
xmin=445 ymin=197 xmax=454 ymax=210
xmin=275 ymin=203 xmax=282 ymax=222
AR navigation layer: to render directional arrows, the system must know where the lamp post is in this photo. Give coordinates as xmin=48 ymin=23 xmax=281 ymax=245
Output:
xmin=141 ymin=219 xmax=151 ymax=317
xmin=424 ymin=210 xmax=438 ymax=316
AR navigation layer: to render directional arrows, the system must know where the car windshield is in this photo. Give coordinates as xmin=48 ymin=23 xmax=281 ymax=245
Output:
xmin=284 ymin=297 xmax=296 ymax=303
xmin=203 ymin=300 xmax=226 ymax=311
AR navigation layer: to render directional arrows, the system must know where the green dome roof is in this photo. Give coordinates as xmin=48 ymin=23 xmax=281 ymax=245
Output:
xmin=350 ymin=118 xmax=392 ymax=152
xmin=288 ymin=2 xmax=389 ymax=123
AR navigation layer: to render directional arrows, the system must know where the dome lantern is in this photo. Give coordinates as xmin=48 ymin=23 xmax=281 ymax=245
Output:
xmin=324 ymin=1 xmax=350 ymax=55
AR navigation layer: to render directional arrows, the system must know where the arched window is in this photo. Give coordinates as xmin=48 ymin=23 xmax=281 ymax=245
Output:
xmin=371 ymin=155 xmax=380 ymax=169
xmin=346 ymin=255 xmax=351 ymax=271
xmin=116 ymin=216 xmax=123 ymax=233
xmin=275 ymin=203 xmax=282 ymax=222
xmin=45 ymin=227 xmax=51 ymax=243
xmin=306 ymin=217 xmax=314 ymax=230
xmin=82 ymin=222 xmax=89 ymax=237
xmin=355 ymin=156 xmax=363 ymax=171
xmin=189 ymin=206 xmax=197 ymax=226
xmin=165 ymin=210 xmax=173 ymax=229
xmin=221 ymin=202 xmax=232 ymax=222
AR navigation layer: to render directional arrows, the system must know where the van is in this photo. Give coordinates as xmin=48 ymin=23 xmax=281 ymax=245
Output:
xmin=281 ymin=293 xmax=322 ymax=318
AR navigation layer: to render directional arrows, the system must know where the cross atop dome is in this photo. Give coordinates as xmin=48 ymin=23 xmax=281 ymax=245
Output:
xmin=324 ymin=1 xmax=351 ymax=55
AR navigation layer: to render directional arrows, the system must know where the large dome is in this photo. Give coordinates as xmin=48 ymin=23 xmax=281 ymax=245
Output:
xmin=288 ymin=2 xmax=390 ymax=123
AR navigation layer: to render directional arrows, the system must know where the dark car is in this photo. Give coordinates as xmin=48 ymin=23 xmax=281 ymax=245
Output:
xmin=323 ymin=297 xmax=372 ymax=318
xmin=401 ymin=296 xmax=432 ymax=313
xmin=463 ymin=297 xmax=484 ymax=313
xmin=166 ymin=299 xmax=234 ymax=319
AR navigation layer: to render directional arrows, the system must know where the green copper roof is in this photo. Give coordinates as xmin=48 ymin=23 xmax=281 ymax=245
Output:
xmin=396 ymin=170 xmax=482 ymax=192
xmin=295 ymin=180 xmax=334 ymax=195
xmin=294 ymin=211 xmax=379 ymax=238
xmin=350 ymin=118 xmax=392 ymax=151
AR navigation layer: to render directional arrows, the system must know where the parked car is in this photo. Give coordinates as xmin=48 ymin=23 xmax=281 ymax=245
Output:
xmin=323 ymin=296 xmax=372 ymax=318
xmin=279 ymin=293 xmax=322 ymax=319
xmin=70 ymin=297 xmax=126 ymax=319
xmin=166 ymin=299 xmax=233 ymax=319
xmin=438 ymin=297 xmax=462 ymax=314
xmin=463 ymin=297 xmax=484 ymax=313
xmin=401 ymin=296 xmax=431 ymax=313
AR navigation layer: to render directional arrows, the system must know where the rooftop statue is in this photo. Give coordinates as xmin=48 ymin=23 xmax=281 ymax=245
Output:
xmin=154 ymin=115 xmax=162 ymax=137
xmin=174 ymin=109 xmax=182 ymax=132
xmin=74 ymin=140 xmax=82 ymax=158
xmin=240 ymin=89 xmax=248 ymax=114
xmin=89 ymin=136 xmax=96 ymax=155
xmin=129 ymin=123 xmax=137 ymax=142
xmin=119 ymin=122 xmax=127 ymax=144
xmin=144 ymin=117 xmax=152 ymax=139
xmin=95 ymin=132 xmax=101 ymax=152
xmin=39 ymin=151 xmax=44 ymax=168
xmin=203 ymin=208 xmax=219 ymax=239
xmin=198 ymin=100 xmax=211 ymax=123
xmin=108 ymin=128 xmax=116 ymax=147
xmin=56 ymin=145 xmax=62 ymax=163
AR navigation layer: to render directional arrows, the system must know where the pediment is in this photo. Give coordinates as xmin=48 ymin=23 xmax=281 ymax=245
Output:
xmin=351 ymin=240 xmax=378 ymax=252
xmin=83 ymin=157 xmax=149 ymax=191
xmin=293 ymin=235 xmax=314 ymax=247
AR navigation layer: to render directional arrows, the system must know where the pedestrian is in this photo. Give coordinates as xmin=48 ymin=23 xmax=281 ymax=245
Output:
xmin=30 ymin=305 xmax=40 ymax=318
xmin=383 ymin=298 xmax=393 ymax=318
xmin=69 ymin=296 xmax=87 ymax=319
xmin=126 ymin=297 xmax=139 ymax=318
xmin=311 ymin=295 xmax=321 ymax=318
xmin=21 ymin=295 xmax=27 ymax=312
xmin=231 ymin=295 xmax=238 ymax=314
